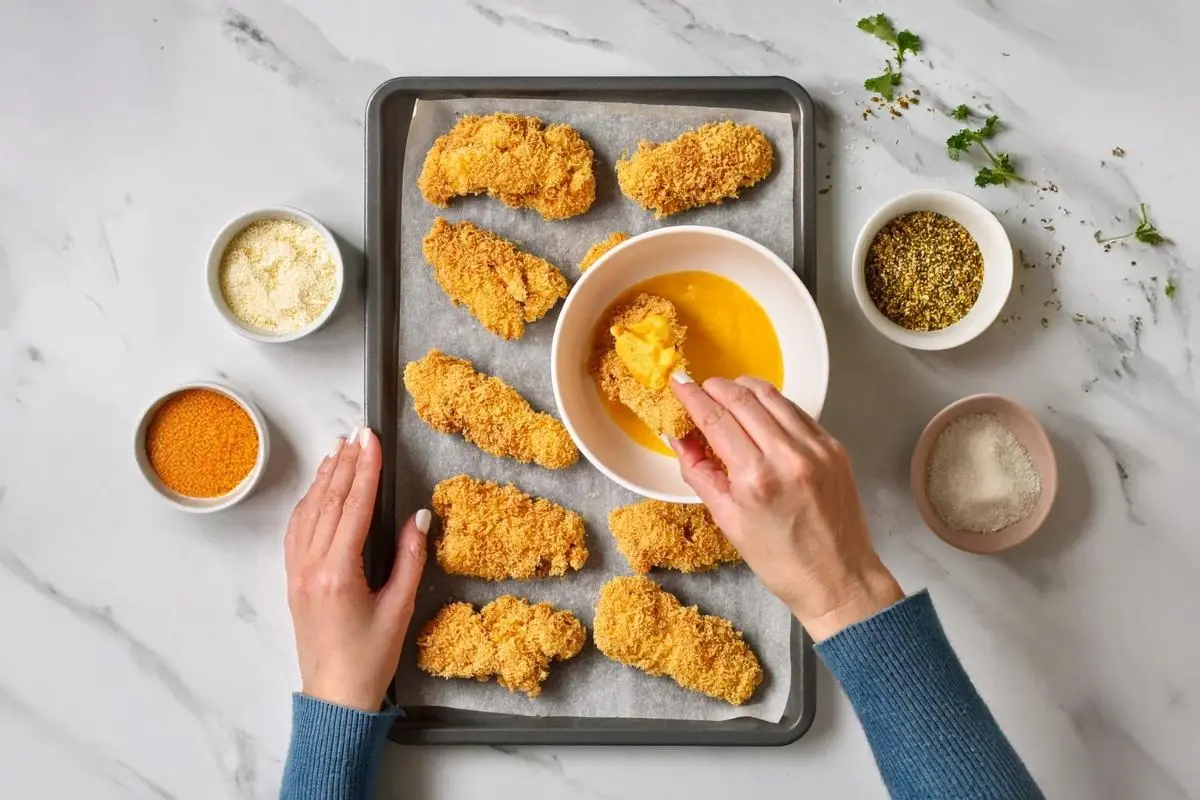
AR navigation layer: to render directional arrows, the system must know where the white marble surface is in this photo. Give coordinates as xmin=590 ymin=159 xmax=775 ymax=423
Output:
xmin=1 ymin=0 xmax=1198 ymax=797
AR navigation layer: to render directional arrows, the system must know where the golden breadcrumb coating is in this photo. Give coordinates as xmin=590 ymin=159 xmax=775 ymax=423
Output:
xmin=418 ymin=113 xmax=596 ymax=220
xmin=608 ymin=500 xmax=741 ymax=574
xmin=578 ymin=231 xmax=631 ymax=272
xmin=593 ymin=576 xmax=763 ymax=705
xmin=590 ymin=294 xmax=694 ymax=439
xmin=616 ymin=122 xmax=774 ymax=218
xmin=422 ymin=217 xmax=569 ymax=340
xmin=417 ymin=596 xmax=586 ymax=697
xmin=432 ymin=474 xmax=588 ymax=580
xmin=403 ymin=350 xmax=579 ymax=469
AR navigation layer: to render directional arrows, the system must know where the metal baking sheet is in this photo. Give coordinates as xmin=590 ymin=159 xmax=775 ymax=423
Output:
xmin=364 ymin=76 xmax=816 ymax=746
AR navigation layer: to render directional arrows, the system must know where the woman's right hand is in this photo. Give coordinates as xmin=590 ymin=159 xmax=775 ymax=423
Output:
xmin=670 ymin=375 xmax=903 ymax=641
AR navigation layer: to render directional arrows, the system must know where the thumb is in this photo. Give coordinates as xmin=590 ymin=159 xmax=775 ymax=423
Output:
xmin=670 ymin=437 xmax=734 ymax=513
xmin=378 ymin=509 xmax=430 ymax=629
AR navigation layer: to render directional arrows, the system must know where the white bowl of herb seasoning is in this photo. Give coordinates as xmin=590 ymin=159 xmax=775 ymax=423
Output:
xmin=851 ymin=188 xmax=1013 ymax=350
xmin=207 ymin=206 xmax=344 ymax=343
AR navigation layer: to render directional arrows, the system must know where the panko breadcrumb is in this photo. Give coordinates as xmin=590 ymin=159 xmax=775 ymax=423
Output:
xmin=432 ymin=474 xmax=588 ymax=580
xmin=616 ymin=121 xmax=774 ymax=218
xmin=418 ymin=113 xmax=596 ymax=220
xmin=608 ymin=500 xmax=741 ymax=574
xmin=593 ymin=576 xmax=763 ymax=705
xmin=579 ymin=231 xmax=631 ymax=272
xmin=403 ymin=350 xmax=579 ymax=469
xmin=591 ymin=294 xmax=694 ymax=439
xmin=417 ymin=596 xmax=586 ymax=697
xmin=422 ymin=217 xmax=568 ymax=340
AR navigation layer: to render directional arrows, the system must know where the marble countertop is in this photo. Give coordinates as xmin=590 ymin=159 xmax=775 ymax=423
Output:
xmin=2 ymin=1 xmax=1198 ymax=798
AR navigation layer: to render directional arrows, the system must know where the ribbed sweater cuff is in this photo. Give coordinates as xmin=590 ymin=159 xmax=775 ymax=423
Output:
xmin=816 ymin=591 xmax=1042 ymax=800
xmin=280 ymin=694 xmax=396 ymax=800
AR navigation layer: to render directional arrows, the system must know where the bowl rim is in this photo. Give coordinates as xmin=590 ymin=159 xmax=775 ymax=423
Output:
xmin=551 ymin=224 xmax=829 ymax=503
xmin=909 ymin=393 xmax=1058 ymax=554
xmin=133 ymin=381 xmax=271 ymax=513
xmin=206 ymin=205 xmax=345 ymax=343
xmin=850 ymin=188 xmax=1013 ymax=351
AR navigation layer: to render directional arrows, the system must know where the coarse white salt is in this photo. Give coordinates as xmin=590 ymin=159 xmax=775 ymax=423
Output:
xmin=926 ymin=412 xmax=1041 ymax=534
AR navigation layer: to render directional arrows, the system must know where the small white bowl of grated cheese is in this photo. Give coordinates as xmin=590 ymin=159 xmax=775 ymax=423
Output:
xmin=207 ymin=206 xmax=345 ymax=343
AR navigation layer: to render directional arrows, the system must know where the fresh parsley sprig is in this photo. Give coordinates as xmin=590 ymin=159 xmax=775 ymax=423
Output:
xmin=864 ymin=62 xmax=902 ymax=101
xmin=1094 ymin=203 xmax=1168 ymax=246
xmin=946 ymin=115 xmax=1026 ymax=187
xmin=858 ymin=14 xmax=922 ymax=101
xmin=857 ymin=14 xmax=923 ymax=65
xmin=950 ymin=104 xmax=971 ymax=120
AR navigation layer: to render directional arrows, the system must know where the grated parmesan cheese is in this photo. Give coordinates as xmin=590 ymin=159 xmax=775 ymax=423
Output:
xmin=219 ymin=218 xmax=337 ymax=334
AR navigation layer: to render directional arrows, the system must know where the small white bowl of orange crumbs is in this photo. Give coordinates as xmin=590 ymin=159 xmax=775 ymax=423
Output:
xmin=207 ymin=206 xmax=344 ymax=343
xmin=134 ymin=382 xmax=270 ymax=512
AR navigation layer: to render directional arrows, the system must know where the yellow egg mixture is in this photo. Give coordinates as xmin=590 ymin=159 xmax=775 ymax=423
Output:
xmin=598 ymin=270 xmax=783 ymax=456
xmin=611 ymin=313 xmax=681 ymax=391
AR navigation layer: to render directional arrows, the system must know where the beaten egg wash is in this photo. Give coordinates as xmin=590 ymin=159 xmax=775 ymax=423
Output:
xmin=599 ymin=271 xmax=783 ymax=456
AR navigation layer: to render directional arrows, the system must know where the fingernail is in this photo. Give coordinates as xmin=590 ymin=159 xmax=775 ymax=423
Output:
xmin=671 ymin=370 xmax=693 ymax=384
xmin=358 ymin=426 xmax=372 ymax=447
xmin=329 ymin=435 xmax=346 ymax=457
xmin=348 ymin=421 xmax=363 ymax=445
xmin=414 ymin=509 xmax=432 ymax=534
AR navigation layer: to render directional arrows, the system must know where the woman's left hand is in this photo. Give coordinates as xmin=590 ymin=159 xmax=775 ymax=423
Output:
xmin=284 ymin=427 xmax=430 ymax=712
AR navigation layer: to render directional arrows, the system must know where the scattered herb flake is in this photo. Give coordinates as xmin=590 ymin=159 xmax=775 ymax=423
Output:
xmin=1165 ymin=279 xmax=1177 ymax=298
xmin=950 ymin=104 xmax=970 ymax=120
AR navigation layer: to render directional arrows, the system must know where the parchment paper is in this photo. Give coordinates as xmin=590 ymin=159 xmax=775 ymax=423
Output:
xmin=393 ymin=97 xmax=795 ymax=722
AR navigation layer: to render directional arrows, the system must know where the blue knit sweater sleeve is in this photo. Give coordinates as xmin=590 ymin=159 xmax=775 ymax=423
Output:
xmin=816 ymin=590 xmax=1043 ymax=800
xmin=280 ymin=695 xmax=395 ymax=800
xmin=279 ymin=593 xmax=1040 ymax=800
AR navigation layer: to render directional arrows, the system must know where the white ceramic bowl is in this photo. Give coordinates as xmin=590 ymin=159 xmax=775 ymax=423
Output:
xmin=911 ymin=394 xmax=1057 ymax=554
xmin=551 ymin=226 xmax=829 ymax=503
xmin=851 ymin=188 xmax=1013 ymax=350
xmin=134 ymin=382 xmax=270 ymax=513
xmin=207 ymin=206 xmax=345 ymax=343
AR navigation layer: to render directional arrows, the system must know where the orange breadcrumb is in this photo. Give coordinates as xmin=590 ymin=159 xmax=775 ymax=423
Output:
xmin=432 ymin=474 xmax=588 ymax=580
xmin=418 ymin=113 xmax=596 ymax=220
xmin=591 ymin=294 xmax=694 ymax=439
xmin=615 ymin=121 xmax=774 ymax=218
xmin=403 ymin=350 xmax=579 ymax=469
xmin=593 ymin=576 xmax=763 ymax=705
xmin=417 ymin=596 xmax=586 ymax=697
xmin=578 ymin=231 xmax=631 ymax=272
xmin=422 ymin=217 xmax=568 ymax=340
xmin=608 ymin=500 xmax=741 ymax=574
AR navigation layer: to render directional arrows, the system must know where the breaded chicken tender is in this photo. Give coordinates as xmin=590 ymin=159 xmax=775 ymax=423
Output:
xmin=418 ymin=113 xmax=596 ymax=220
xmin=432 ymin=474 xmax=588 ymax=580
xmin=593 ymin=576 xmax=763 ymax=705
xmin=422 ymin=217 xmax=569 ymax=340
xmin=417 ymin=596 xmax=586 ymax=697
xmin=591 ymin=294 xmax=694 ymax=439
xmin=608 ymin=500 xmax=741 ymax=574
xmin=579 ymin=231 xmax=631 ymax=272
xmin=403 ymin=350 xmax=578 ymax=469
xmin=616 ymin=121 xmax=774 ymax=218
